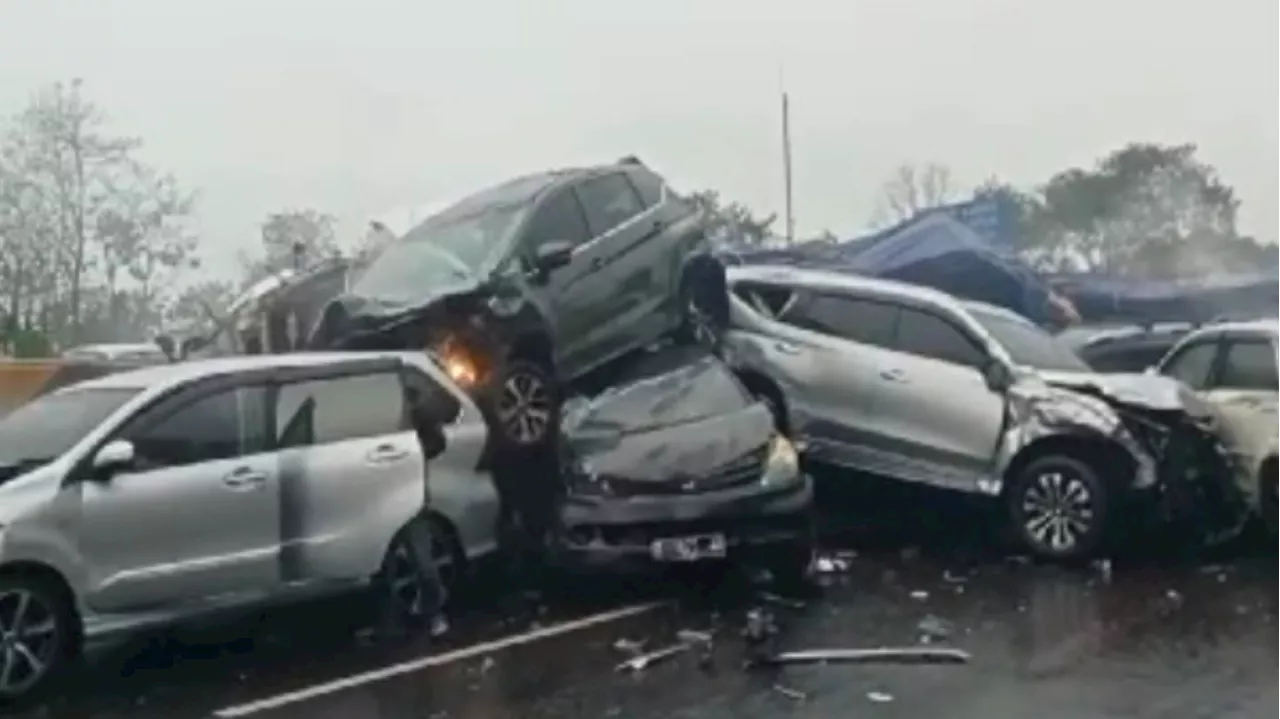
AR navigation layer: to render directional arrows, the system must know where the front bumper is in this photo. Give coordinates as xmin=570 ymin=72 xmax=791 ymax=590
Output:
xmin=547 ymin=475 xmax=814 ymax=573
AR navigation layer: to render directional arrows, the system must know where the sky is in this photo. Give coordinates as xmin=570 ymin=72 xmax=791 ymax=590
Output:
xmin=0 ymin=0 xmax=1276 ymax=280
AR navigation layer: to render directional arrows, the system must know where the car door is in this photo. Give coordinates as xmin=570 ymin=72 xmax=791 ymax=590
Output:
xmin=77 ymin=381 xmax=279 ymax=613
xmin=273 ymin=366 xmax=425 ymax=582
xmin=873 ymin=305 xmax=1006 ymax=490
xmin=569 ymin=172 xmax=656 ymax=372
xmin=518 ymin=186 xmax=595 ymax=372
xmin=769 ymin=290 xmax=902 ymax=470
xmin=1198 ymin=336 xmax=1279 ymax=488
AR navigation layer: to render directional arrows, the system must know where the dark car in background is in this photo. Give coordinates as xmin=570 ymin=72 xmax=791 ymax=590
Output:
xmin=309 ymin=158 xmax=727 ymax=452
xmin=549 ymin=349 xmax=814 ymax=582
xmin=1059 ymin=323 xmax=1196 ymax=374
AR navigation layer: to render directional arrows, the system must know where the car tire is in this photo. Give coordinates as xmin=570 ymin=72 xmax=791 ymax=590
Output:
xmin=1006 ymin=455 xmax=1111 ymax=561
xmin=491 ymin=359 xmax=560 ymax=452
xmin=0 ymin=574 xmax=79 ymax=704
xmin=674 ymin=272 xmax=728 ymax=351
xmin=374 ymin=521 xmax=444 ymax=631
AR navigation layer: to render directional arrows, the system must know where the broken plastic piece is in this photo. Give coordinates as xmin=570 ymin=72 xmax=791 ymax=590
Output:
xmin=676 ymin=629 xmax=712 ymax=645
xmin=753 ymin=646 xmax=970 ymax=667
xmin=813 ymin=555 xmax=850 ymax=573
xmin=773 ymin=684 xmax=807 ymax=701
xmin=866 ymin=691 xmax=894 ymax=703
xmin=615 ymin=643 xmax=690 ymax=672
xmin=909 ymin=590 xmax=929 ymax=601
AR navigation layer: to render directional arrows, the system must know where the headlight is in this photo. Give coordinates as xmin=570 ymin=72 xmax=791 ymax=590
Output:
xmin=428 ymin=338 xmax=480 ymax=388
xmin=761 ymin=435 xmax=800 ymax=486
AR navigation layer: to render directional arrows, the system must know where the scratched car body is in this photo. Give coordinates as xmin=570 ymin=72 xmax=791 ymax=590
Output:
xmin=0 ymin=352 xmax=499 ymax=701
xmin=1153 ymin=319 xmax=1278 ymax=535
xmin=722 ymin=265 xmax=1242 ymax=560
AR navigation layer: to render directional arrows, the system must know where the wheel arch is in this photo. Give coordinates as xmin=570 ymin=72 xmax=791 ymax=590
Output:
xmin=0 ymin=561 xmax=81 ymax=631
xmin=1001 ymin=433 xmax=1137 ymax=495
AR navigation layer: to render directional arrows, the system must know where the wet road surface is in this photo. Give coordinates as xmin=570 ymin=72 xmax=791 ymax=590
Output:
xmin=14 ymin=474 xmax=1279 ymax=719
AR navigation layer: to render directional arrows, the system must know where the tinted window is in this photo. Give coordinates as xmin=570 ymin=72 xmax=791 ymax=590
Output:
xmin=276 ymin=373 xmax=406 ymax=448
xmin=129 ymin=387 xmax=269 ymax=469
xmin=787 ymin=295 xmax=898 ymax=349
xmin=1161 ymin=341 xmax=1218 ymax=390
xmin=0 ymin=388 xmax=139 ymax=467
xmin=1217 ymin=340 xmax=1278 ymax=390
xmin=403 ymin=367 xmax=462 ymax=426
xmin=896 ymin=309 xmax=985 ymax=368
xmin=574 ymin=173 xmax=645 ymax=237
xmin=522 ymin=189 xmax=591 ymax=251
xmin=625 ymin=169 xmax=665 ymax=207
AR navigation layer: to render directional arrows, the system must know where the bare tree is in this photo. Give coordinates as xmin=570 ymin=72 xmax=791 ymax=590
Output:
xmin=874 ymin=163 xmax=956 ymax=226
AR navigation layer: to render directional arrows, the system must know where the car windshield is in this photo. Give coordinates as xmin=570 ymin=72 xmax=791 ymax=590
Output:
xmin=971 ymin=309 xmax=1091 ymax=372
xmin=351 ymin=204 xmax=529 ymax=303
xmin=0 ymin=387 xmax=139 ymax=468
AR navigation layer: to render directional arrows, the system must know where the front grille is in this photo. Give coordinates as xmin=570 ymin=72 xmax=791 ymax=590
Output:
xmin=604 ymin=446 xmax=768 ymax=496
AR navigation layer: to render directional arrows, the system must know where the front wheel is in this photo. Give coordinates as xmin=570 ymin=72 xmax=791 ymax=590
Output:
xmin=491 ymin=360 xmax=560 ymax=451
xmin=1006 ymin=455 xmax=1111 ymax=561
xmin=0 ymin=576 xmax=79 ymax=704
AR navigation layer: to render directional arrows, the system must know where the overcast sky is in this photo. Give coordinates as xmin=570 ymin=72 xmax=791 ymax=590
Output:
xmin=1 ymin=0 xmax=1275 ymax=278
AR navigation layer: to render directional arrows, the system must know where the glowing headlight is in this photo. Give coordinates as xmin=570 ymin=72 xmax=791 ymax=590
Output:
xmin=761 ymin=435 xmax=800 ymax=485
xmin=427 ymin=341 xmax=479 ymax=388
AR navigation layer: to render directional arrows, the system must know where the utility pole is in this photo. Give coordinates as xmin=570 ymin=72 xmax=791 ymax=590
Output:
xmin=781 ymin=86 xmax=795 ymax=244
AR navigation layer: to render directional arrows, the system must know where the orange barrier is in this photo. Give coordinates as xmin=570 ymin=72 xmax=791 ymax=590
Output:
xmin=0 ymin=360 xmax=134 ymax=418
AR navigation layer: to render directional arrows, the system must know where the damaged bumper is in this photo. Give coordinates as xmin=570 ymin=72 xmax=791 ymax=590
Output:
xmin=547 ymin=475 xmax=814 ymax=572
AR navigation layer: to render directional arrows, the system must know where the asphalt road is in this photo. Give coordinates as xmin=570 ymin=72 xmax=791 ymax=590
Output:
xmin=13 ymin=475 xmax=1279 ymax=719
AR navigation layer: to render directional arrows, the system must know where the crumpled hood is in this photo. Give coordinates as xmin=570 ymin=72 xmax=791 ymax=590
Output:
xmin=309 ymin=277 xmax=486 ymax=349
xmin=571 ymin=405 xmax=773 ymax=484
xmin=1038 ymin=370 xmax=1208 ymax=415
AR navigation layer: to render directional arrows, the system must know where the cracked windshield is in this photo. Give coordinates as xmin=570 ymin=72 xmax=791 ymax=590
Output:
xmin=0 ymin=1 xmax=1274 ymax=717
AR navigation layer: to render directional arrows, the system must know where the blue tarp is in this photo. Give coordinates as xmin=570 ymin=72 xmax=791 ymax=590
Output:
xmin=1046 ymin=271 xmax=1278 ymax=324
xmin=722 ymin=214 xmax=1059 ymax=325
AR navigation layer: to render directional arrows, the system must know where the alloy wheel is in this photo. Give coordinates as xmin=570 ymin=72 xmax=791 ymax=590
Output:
xmin=0 ymin=589 xmax=60 ymax=698
xmin=1020 ymin=470 xmax=1095 ymax=554
xmin=496 ymin=370 xmax=553 ymax=446
xmin=385 ymin=543 xmax=426 ymax=622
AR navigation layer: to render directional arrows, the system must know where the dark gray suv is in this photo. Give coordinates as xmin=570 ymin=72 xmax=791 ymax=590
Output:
xmin=310 ymin=158 xmax=726 ymax=451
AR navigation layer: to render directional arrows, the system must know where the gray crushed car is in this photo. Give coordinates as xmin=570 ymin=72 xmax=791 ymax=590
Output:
xmin=722 ymin=265 xmax=1244 ymax=560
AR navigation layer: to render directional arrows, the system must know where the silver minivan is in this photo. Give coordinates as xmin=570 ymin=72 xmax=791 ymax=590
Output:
xmin=0 ymin=352 xmax=500 ymax=701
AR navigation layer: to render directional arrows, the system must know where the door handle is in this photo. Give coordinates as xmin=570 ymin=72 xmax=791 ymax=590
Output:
xmin=879 ymin=368 xmax=906 ymax=381
xmin=366 ymin=444 xmax=410 ymax=464
xmin=222 ymin=467 xmax=267 ymax=489
xmin=774 ymin=341 xmax=802 ymax=355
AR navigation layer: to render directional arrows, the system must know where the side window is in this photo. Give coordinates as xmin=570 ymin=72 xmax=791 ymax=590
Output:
xmin=276 ymin=373 xmax=406 ymax=449
xmin=732 ymin=282 xmax=796 ymax=319
xmin=625 ymin=168 xmax=665 ymax=208
xmin=786 ymin=294 xmax=899 ymax=350
xmin=895 ymin=308 xmax=985 ymax=368
xmin=522 ymin=189 xmax=591 ymax=252
xmin=128 ymin=386 xmax=269 ymax=469
xmin=1216 ymin=340 xmax=1278 ymax=390
xmin=1160 ymin=341 xmax=1218 ymax=390
xmin=574 ymin=173 xmax=645 ymax=238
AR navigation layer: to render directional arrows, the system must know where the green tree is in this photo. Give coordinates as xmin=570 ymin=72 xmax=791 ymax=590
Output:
xmin=1019 ymin=143 xmax=1246 ymax=278
xmin=686 ymin=190 xmax=777 ymax=246
xmin=244 ymin=209 xmax=339 ymax=281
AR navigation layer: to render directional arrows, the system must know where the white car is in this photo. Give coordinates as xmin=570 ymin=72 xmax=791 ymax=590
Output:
xmin=0 ymin=352 xmax=500 ymax=701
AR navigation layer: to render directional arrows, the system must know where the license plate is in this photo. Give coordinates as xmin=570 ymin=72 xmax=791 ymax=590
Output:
xmin=650 ymin=533 xmax=727 ymax=562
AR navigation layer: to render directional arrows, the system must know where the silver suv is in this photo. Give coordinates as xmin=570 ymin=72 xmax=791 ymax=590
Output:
xmin=724 ymin=265 xmax=1232 ymax=560
xmin=0 ymin=352 xmax=499 ymax=701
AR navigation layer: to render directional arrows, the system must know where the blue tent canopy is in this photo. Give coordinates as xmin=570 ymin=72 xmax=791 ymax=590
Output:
xmin=1046 ymin=271 xmax=1278 ymax=324
xmin=723 ymin=214 xmax=1059 ymax=324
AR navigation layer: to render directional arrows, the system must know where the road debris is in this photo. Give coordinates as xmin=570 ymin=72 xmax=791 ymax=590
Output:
xmin=612 ymin=637 xmax=648 ymax=656
xmin=917 ymin=614 xmax=955 ymax=642
xmin=615 ymin=643 xmax=690 ymax=672
xmin=773 ymin=683 xmax=808 ymax=701
xmin=942 ymin=569 xmax=968 ymax=583
xmin=814 ymin=555 xmax=851 ymax=573
xmin=751 ymin=646 xmax=971 ymax=667
xmin=909 ymin=590 xmax=930 ymax=601
xmin=677 ymin=629 xmax=716 ymax=668
xmin=866 ymin=691 xmax=895 ymax=703
xmin=1092 ymin=558 xmax=1113 ymax=582
xmin=757 ymin=591 xmax=807 ymax=609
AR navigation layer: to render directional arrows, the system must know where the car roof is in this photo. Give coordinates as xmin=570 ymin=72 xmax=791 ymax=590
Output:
xmin=64 ymin=343 xmax=164 ymax=355
xmin=732 ymin=263 xmax=988 ymax=316
xmin=69 ymin=352 xmax=418 ymax=392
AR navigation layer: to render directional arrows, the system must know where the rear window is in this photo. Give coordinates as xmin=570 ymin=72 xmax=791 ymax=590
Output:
xmin=1217 ymin=340 xmax=1278 ymax=390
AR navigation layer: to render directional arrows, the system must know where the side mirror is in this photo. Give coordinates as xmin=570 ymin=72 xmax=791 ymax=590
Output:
xmin=92 ymin=440 xmax=135 ymax=474
xmin=982 ymin=358 xmax=1013 ymax=392
xmin=532 ymin=241 xmax=575 ymax=274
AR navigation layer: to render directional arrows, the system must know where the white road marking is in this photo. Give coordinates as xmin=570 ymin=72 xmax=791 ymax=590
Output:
xmin=214 ymin=601 xmax=667 ymax=718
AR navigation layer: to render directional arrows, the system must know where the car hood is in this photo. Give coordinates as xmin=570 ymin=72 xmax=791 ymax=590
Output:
xmin=1036 ymin=370 xmax=1209 ymax=415
xmin=569 ymin=405 xmax=774 ymax=485
xmin=308 ymin=276 xmax=487 ymax=349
